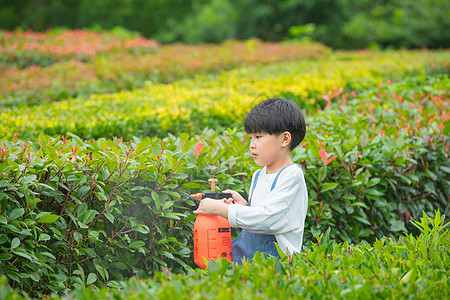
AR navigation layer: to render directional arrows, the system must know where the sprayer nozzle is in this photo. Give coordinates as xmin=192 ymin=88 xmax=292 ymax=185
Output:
xmin=190 ymin=193 xmax=203 ymax=199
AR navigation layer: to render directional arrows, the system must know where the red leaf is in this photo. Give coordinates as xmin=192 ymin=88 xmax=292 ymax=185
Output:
xmin=325 ymin=155 xmax=337 ymax=166
xmin=194 ymin=142 xmax=205 ymax=158
xmin=319 ymin=149 xmax=328 ymax=164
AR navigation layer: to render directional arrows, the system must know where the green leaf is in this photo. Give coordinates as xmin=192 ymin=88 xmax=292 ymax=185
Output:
xmin=0 ymin=252 xmax=13 ymax=260
xmin=133 ymin=225 xmax=150 ymax=234
xmin=367 ymin=178 xmax=381 ymax=187
xmin=77 ymin=186 xmax=91 ymax=198
xmin=320 ymin=182 xmax=338 ymax=193
xmin=77 ymin=221 xmax=88 ymax=229
xmin=207 ymin=259 xmax=219 ymax=273
xmin=353 ymin=215 xmax=371 ymax=226
xmin=86 ymin=273 xmax=97 ymax=285
xmin=359 ymin=229 xmax=373 ymax=237
xmin=6 ymin=271 xmax=21 ymax=282
xmin=29 ymin=272 xmax=40 ymax=282
xmin=365 ymin=188 xmax=383 ymax=196
xmin=150 ymin=255 xmax=167 ymax=266
xmin=158 ymin=250 xmax=174 ymax=260
xmin=37 ymin=214 xmax=60 ymax=224
xmin=390 ymin=220 xmax=407 ymax=232
xmin=73 ymin=231 xmax=82 ymax=242
xmin=10 ymin=208 xmax=24 ymax=220
xmin=351 ymin=202 xmax=368 ymax=209
xmin=0 ymin=234 xmax=7 ymax=244
xmin=36 ymin=183 xmax=56 ymax=191
xmin=36 ymin=212 xmax=51 ymax=219
xmin=182 ymin=182 xmax=203 ymax=189
xmin=330 ymin=203 xmax=344 ymax=214
xmin=162 ymin=190 xmax=180 ymax=200
xmin=172 ymin=173 xmax=188 ymax=180
xmin=440 ymin=166 xmax=450 ymax=174
xmin=275 ymin=242 xmax=287 ymax=259
xmin=132 ymin=186 xmax=146 ymax=191
xmin=274 ymin=258 xmax=287 ymax=275
xmin=27 ymin=197 xmax=42 ymax=207
xmin=342 ymin=194 xmax=356 ymax=201
xmin=161 ymin=212 xmax=181 ymax=220
xmin=11 ymin=237 xmax=20 ymax=250
xmin=40 ymin=251 xmax=56 ymax=261
xmin=129 ymin=240 xmax=145 ymax=249
xmin=83 ymin=210 xmax=98 ymax=224
xmin=95 ymin=263 xmax=108 ymax=281
xmin=162 ymin=201 xmax=174 ymax=211
xmin=38 ymin=233 xmax=51 ymax=242
xmin=398 ymin=174 xmax=411 ymax=185
xmin=152 ymin=144 xmax=161 ymax=156
xmin=12 ymin=249 xmax=33 ymax=261
xmin=151 ymin=191 xmax=160 ymax=211
xmin=141 ymin=196 xmax=152 ymax=204
xmin=104 ymin=213 xmax=115 ymax=223
xmin=400 ymin=269 xmax=413 ymax=284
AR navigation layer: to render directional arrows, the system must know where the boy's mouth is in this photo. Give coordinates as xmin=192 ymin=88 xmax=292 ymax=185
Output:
xmin=251 ymin=152 xmax=258 ymax=158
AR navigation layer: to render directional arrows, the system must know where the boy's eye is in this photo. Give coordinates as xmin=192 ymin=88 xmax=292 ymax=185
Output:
xmin=248 ymin=134 xmax=263 ymax=140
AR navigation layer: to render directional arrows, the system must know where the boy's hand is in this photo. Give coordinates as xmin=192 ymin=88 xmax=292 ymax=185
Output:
xmin=193 ymin=198 xmax=229 ymax=218
xmin=224 ymin=189 xmax=248 ymax=206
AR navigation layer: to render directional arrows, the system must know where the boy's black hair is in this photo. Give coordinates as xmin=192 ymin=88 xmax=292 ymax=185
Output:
xmin=244 ymin=98 xmax=306 ymax=150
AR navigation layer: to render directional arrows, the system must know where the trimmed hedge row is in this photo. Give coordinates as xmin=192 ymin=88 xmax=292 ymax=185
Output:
xmin=1 ymin=50 xmax=448 ymax=140
xmin=0 ymin=75 xmax=448 ymax=296
xmin=0 ymin=130 xmax=250 ymax=297
xmin=1 ymin=211 xmax=449 ymax=299
xmin=304 ymin=74 xmax=449 ymax=240
xmin=1 ymin=28 xmax=329 ymax=107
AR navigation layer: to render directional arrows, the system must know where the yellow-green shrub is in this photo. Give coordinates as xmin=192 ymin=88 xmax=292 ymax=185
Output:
xmin=1 ymin=50 xmax=447 ymax=140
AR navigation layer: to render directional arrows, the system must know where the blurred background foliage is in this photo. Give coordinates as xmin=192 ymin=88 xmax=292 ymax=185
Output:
xmin=0 ymin=0 xmax=448 ymax=49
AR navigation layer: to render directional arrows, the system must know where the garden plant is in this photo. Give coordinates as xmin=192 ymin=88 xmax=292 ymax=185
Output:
xmin=0 ymin=29 xmax=448 ymax=298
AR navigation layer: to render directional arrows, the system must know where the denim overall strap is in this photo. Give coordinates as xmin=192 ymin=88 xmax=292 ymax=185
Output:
xmin=248 ymin=169 xmax=262 ymax=203
xmin=249 ymin=164 xmax=298 ymax=202
xmin=271 ymin=163 xmax=300 ymax=191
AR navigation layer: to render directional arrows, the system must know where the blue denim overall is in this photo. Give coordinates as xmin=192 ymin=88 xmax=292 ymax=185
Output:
xmin=231 ymin=164 xmax=301 ymax=265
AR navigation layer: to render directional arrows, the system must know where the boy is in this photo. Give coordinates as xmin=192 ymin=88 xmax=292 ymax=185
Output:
xmin=193 ymin=98 xmax=308 ymax=263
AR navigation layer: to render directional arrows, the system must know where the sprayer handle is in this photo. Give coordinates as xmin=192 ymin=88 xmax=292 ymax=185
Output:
xmin=203 ymin=192 xmax=233 ymax=200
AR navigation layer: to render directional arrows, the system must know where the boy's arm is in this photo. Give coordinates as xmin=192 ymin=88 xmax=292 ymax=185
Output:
xmin=193 ymin=198 xmax=230 ymax=218
xmin=193 ymin=170 xmax=253 ymax=217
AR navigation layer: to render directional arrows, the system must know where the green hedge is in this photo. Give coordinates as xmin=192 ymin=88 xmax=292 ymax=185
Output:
xmin=0 ymin=130 xmax=250 ymax=297
xmin=2 ymin=50 xmax=448 ymax=141
xmin=304 ymin=75 xmax=450 ymax=240
xmin=1 ymin=211 xmax=449 ymax=299
xmin=0 ymin=75 xmax=448 ymax=296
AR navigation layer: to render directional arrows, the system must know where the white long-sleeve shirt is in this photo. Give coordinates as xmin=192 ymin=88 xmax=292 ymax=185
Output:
xmin=228 ymin=164 xmax=308 ymax=255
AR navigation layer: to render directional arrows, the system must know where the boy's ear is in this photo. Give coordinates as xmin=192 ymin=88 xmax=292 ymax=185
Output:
xmin=281 ymin=131 xmax=292 ymax=148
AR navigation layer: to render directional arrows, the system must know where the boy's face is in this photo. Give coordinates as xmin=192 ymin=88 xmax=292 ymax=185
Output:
xmin=248 ymin=132 xmax=286 ymax=167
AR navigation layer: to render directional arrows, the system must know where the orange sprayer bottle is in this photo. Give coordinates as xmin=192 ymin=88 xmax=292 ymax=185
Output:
xmin=191 ymin=178 xmax=232 ymax=268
